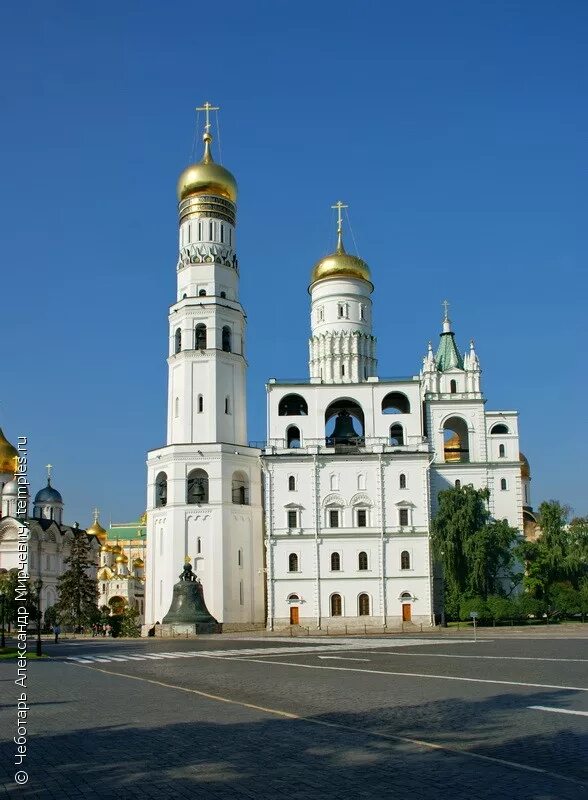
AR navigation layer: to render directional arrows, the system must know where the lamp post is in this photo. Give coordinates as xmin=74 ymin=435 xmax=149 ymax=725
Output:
xmin=34 ymin=577 xmax=43 ymax=657
xmin=0 ymin=589 xmax=6 ymax=649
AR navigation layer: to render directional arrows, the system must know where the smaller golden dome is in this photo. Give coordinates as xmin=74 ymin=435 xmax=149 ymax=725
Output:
xmin=100 ymin=544 xmax=112 ymax=553
xmin=88 ymin=518 xmax=108 ymax=545
xmin=0 ymin=428 xmax=18 ymax=474
xmin=133 ymin=557 xmax=144 ymax=568
xmin=97 ymin=566 xmax=113 ymax=580
xmin=111 ymin=544 xmax=122 ymax=555
xmin=115 ymin=553 xmax=128 ymax=563
xmin=520 ymin=452 xmax=531 ymax=480
xmin=311 ymin=232 xmax=371 ymax=285
xmin=177 ymin=133 xmax=237 ymax=203
xmin=444 ymin=433 xmax=462 ymax=463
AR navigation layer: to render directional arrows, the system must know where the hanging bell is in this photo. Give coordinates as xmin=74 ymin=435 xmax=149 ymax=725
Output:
xmin=331 ymin=410 xmax=359 ymax=444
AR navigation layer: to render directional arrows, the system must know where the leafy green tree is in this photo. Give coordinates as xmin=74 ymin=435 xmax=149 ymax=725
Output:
xmin=0 ymin=569 xmax=39 ymax=629
xmin=486 ymin=595 xmax=515 ymax=625
xmin=514 ymin=593 xmax=544 ymax=620
xmin=432 ymin=486 xmax=519 ymax=618
xmin=56 ymin=531 xmax=98 ymax=630
xmin=459 ymin=596 xmax=488 ymax=622
xmin=119 ymin=606 xmax=141 ymax=638
xmin=43 ymin=604 xmax=59 ymax=632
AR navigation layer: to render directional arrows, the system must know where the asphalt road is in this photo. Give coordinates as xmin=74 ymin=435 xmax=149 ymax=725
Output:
xmin=1 ymin=631 xmax=586 ymax=799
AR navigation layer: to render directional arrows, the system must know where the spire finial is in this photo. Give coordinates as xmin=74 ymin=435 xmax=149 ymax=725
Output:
xmin=442 ymin=299 xmax=452 ymax=333
xmin=46 ymin=463 xmax=53 ymax=484
xmin=331 ymin=200 xmax=348 ymax=252
xmin=196 ymin=101 xmax=219 ymax=163
xmin=93 ymin=507 xmax=100 ymax=523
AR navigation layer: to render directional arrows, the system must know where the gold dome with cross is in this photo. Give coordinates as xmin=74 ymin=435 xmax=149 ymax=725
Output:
xmin=311 ymin=202 xmax=371 ymax=285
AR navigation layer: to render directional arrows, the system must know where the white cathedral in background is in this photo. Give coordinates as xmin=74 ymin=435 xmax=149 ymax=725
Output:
xmin=145 ymin=107 xmax=527 ymax=631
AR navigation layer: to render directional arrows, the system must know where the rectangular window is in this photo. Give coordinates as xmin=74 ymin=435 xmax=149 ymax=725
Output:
xmin=337 ymin=303 xmax=344 ymax=318
xmin=287 ymin=510 xmax=298 ymax=529
xmin=239 ymin=580 xmax=244 ymax=606
xmin=399 ymin=508 xmax=409 ymax=527
xmin=220 ymin=224 xmax=224 ymax=243
xmin=329 ymin=509 xmax=339 ymax=528
xmin=209 ymin=221 xmax=213 ymax=240
xmin=357 ymin=509 xmax=367 ymax=527
xmin=360 ymin=304 xmax=365 ymax=320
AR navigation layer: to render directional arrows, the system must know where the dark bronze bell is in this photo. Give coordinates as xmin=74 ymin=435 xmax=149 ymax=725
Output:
xmin=162 ymin=563 xmax=220 ymax=633
xmin=331 ymin=410 xmax=359 ymax=444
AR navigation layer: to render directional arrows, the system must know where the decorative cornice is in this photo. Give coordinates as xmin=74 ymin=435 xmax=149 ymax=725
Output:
xmin=177 ymin=243 xmax=238 ymax=272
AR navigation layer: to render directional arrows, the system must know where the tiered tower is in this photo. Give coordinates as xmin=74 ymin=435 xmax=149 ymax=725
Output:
xmin=144 ymin=105 xmax=264 ymax=630
xmin=308 ymin=202 xmax=377 ymax=384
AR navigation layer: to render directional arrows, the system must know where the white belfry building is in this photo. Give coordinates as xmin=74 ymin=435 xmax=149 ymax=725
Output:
xmin=145 ymin=110 xmax=525 ymax=631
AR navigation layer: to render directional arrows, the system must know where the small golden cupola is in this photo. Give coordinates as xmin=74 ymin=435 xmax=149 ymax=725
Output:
xmin=0 ymin=428 xmax=18 ymax=474
xmin=311 ymin=201 xmax=371 ymax=286
xmin=87 ymin=507 xmax=108 ymax=545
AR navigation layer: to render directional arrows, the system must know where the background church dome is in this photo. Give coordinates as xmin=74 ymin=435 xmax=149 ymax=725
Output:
xmin=520 ymin=452 xmax=531 ymax=479
xmin=34 ymin=481 xmax=63 ymax=505
xmin=87 ymin=512 xmax=108 ymax=545
xmin=177 ymin=132 xmax=237 ymax=203
xmin=0 ymin=428 xmax=18 ymax=473
xmin=2 ymin=479 xmax=20 ymax=498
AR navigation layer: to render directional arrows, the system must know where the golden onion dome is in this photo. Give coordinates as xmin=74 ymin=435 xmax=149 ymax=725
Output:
xmin=100 ymin=544 xmax=112 ymax=553
xmin=133 ymin=557 xmax=144 ymax=568
xmin=520 ymin=452 xmax=531 ymax=480
xmin=111 ymin=544 xmax=122 ymax=555
xmin=177 ymin=132 xmax=237 ymax=203
xmin=115 ymin=553 xmax=128 ymax=564
xmin=311 ymin=232 xmax=371 ymax=285
xmin=0 ymin=428 xmax=18 ymax=474
xmin=88 ymin=518 xmax=108 ymax=545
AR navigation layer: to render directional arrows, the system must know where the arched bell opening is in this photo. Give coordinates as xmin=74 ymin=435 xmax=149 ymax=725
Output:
xmin=443 ymin=417 xmax=470 ymax=463
xmin=325 ymin=398 xmax=365 ymax=447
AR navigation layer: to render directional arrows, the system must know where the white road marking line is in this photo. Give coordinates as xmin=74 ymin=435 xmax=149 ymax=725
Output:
xmin=105 ymin=656 xmax=130 ymax=662
xmin=81 ymin=656 xmax=112 ymax=663
xmin=67 ymin=661 xmax=587 ymax=788
xmin=224 ymin=657 xmax=588 ymax=692
xmin=67 ymin=657 xmax=94 ymax=663
xmin=354 ymin=651 xmax=588 ymax=663
xmin=528 ymin=705 xmax=588 ymax=717
xmin=317 ymin=656 xmax=370 ymax=662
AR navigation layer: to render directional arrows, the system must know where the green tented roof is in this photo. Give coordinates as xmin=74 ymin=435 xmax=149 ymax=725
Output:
xmin=435 ymin=332 xmax=464 ymax=371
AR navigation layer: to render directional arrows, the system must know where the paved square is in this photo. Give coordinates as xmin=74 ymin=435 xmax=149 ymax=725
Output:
xmin=1 ymin=630 xmax=586 ymax=799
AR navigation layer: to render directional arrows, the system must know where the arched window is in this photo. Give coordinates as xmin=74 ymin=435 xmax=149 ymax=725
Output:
xmin=330 ymin=593 xmax=342 ymax=616
xmin=197 ymin=395 xmax=204 ymax=413
xmin=225 ymin=396 xmax=231 ymax=414
xmin=222 ymin=326 xmax=232 ymax=352
xmin=198 ymin=289 xmax=206 ymax=297
xmin=155 ymin=472 xmax=167 ymax=507
xmin=331 ymin=552 xmax=341 ymax=571
xmin=232 ymin=471 xmax=249 ymax=505
xmin=401 ymin=550 xmax=410 ymax=570
xmin=381 ymin=392 xmax=410 ymax=414
xmin=325 ymin=398 xmax=364 ymax=445
xmin=455 ymin=479 xmax=461 ymax=489
xmin=287 ymin=426 xmax=301 ymax=448
xmin=288 ymin=553 xmax=298 ymax=572
xmin=491 ymin=423 xmax=509 ymax=435
xmin=500 ymin=478 xmax=508 ymax=491
xmin=399 ymin=473 xmax=407 ymax=489
xmin=443 ymin=417 xmax=470 ymax=463
xmin=220 ymin=291 xmax=226 ymax=298
xmin=358 ymin=551 xmax=368 ymax=571
xmin=389 ymin=424 xmax=404 ymax=446
xmin=499 ymin=444 xmax=506 ymax=458
xmin=174 ymin=328 xmax=182 ymax=354
xmin=288 ymin=475 xmax=296 ymax=491
xmin=358 ymin=593 xmax=370 ymax=616
xmin=195 ymin=324 xmax=207 ymax=350
xmin=187 ymin=469 xmax=209 ymax=504
xmin=278 ymin=394 xmax=308 ymax=416
xmin=450 ymin=379 xmax=457 ymax=394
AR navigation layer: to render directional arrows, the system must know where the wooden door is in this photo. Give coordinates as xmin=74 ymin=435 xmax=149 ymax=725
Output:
xmin=290 ymin=606 xmax=299 ymax=625
xmin=402 ymin=603 xmax=412 ymax=622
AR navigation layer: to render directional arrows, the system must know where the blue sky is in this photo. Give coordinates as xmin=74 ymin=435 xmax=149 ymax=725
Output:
xmin=2 ymin=1 xmax=586 ymax=523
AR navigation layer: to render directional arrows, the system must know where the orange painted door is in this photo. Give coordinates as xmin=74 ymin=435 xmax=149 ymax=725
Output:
xmin=290 ymin=607 xmax=299 ymax=625
xmin=402 ymin=603 xmax=412 ymax=622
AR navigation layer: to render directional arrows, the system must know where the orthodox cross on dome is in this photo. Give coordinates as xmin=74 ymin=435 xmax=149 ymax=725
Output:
xmin=196 ymin=102 xmax=220 ymax=135
xmin=46 ymin=463 xmax=53 ymax=481
xmin=331 ymin=200 xmax=348 ymax=250
xmin=442 ymin=299 xmax=450 ymax=322
xmin=93 ymin=507 xmax=100 ymax=523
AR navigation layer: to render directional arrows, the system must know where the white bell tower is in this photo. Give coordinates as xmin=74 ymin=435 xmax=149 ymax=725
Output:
xmin=144 ymin=104 xmax=264 ymax=631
